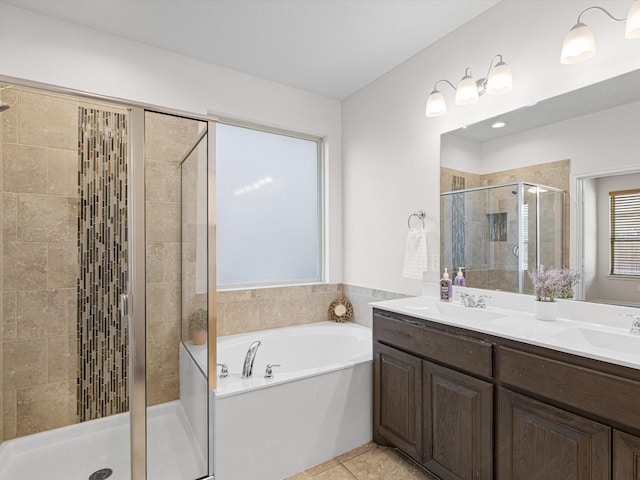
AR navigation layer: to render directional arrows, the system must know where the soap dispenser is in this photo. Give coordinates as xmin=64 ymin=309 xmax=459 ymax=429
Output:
xmin=440 ymin=268 xmax=453 ymax=301
xmin=454 ymin=267 xmax=466 ymax=287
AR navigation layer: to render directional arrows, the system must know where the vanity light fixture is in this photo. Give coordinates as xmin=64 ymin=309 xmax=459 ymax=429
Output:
xmin=425 ymin=54 xmax=512 ymax=117
xmin=561 ymin=1 xmax=640 ymax=64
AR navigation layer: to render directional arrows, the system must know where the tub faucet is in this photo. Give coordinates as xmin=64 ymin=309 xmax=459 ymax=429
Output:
xmin=620 ymin=314 xmax=640 ymax=335
xmin=242 ymin=341 xmax=262 ymax=378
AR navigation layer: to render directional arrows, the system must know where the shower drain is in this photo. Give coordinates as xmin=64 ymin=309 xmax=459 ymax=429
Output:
xmin=89 ymin=468 xmax=113 ymax=480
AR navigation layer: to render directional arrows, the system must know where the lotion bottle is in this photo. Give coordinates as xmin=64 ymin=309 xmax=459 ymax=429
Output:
xmin=440 ymin=268 xmax=452 ymax=301
xmin=454 ymin=267 xmax=466 ymax=287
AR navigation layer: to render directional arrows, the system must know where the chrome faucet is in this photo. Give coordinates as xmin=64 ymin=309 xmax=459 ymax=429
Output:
xmin=476 ymin=294 xmax=490 ymax=309
xmin=459 ymin=293 xmax=491 ymax=309
xmin=242 ymin=341 xmax=261 ymax=378
xmin=620 ymin=314 xmax=640 ymax=335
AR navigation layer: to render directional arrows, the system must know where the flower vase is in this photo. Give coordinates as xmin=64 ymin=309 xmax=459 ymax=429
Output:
xmin=191 ymin=330 xmax=207 ymax=345
xmin=534 ymin=300 xmax=558 ymax=321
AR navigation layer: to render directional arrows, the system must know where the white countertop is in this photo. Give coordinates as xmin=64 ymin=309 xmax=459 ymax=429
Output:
xmin=371 ymin=294 xmax=640 ymax=371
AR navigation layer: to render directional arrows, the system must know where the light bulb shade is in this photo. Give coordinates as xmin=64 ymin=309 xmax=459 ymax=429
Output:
xmin=626 ymin=0 xmax=640 ymax=39
xmin=455 ymin=75 xmax=479 ymax=105
xmin=425 ymin=90 xmax=447 ymax=117
xmin=560 ymin=23 xmax=596 ymax=64
xmin=486 ymin=62 xmax=513 ymax=95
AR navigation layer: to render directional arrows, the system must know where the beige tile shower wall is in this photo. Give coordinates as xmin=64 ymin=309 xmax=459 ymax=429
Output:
xmin=145 ymin=112 xmax=201 ymax=406
xmin=1 ymin=87 xmax=78 ymax=440
xmin=217 ymin=284 xmax=344 ymax=336
xmin=0 ymin=86 xmax=127 ymax=441
xmin=439 ymin=167 xmax=482 ymax=194
xmin=180 ymin=151 xmax=208 ymax=342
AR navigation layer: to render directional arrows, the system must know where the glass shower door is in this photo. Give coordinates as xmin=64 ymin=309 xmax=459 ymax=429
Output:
xmin=441 ymin=182 xmax=565 ymax=294
xmin=143 ymin=111 xmax=214 ymax=480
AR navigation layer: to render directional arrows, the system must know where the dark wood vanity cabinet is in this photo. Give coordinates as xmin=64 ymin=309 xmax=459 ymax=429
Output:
xmin=373 ymin=310 xmax=493 ymax=479
xmin=373 ymin=307 xmax=640 ymax=480
xmin=497 ymin=388 xmax=611 ymax=479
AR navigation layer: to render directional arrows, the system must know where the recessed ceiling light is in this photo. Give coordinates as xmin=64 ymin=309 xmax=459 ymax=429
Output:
xmin=492 ymin=121 xmax=506 ymax=128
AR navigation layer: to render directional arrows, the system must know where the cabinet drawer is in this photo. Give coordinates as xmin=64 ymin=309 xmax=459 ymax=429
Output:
xmin=373 ymin=311 xmax=493 ymax=379
xmin=497 ymin=346 xmax=640 ymax=431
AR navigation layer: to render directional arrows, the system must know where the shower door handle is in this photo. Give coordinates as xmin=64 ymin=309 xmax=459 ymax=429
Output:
xmin=120 ymin=293 xmax=129 ymax=319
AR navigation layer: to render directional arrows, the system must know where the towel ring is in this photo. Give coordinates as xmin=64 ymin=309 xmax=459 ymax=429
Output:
xmin=408 ymin=210 xmax=426 ymax=229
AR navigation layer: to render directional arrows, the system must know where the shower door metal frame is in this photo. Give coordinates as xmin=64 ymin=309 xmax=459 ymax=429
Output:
xmin=129 ymin=107 xmax=147 ymax=480
xmin=207 ymin=120 xmax=218 ymax=394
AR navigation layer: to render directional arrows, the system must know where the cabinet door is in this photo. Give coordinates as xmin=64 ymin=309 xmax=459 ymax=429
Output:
xmin=423 ymin=360 xmax=493 ymax=480
xmin=373 ymin=343 xmax=422 ymax=461
xmin=614 ymin=430 xmax=640 ymax=479
xmin=497 ymin=388 xmax=611 ymax=480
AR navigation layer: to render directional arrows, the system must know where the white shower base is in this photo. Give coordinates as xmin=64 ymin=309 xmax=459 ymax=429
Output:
xmin=0 ymin=400 xmax=206 ymax=480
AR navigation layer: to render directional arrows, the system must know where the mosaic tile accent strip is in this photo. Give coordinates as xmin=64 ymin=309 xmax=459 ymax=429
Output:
xmin=77 ymin=107 xmax=129 ymax=421
xmin=451 ymin=175 xmax=466 ymax=273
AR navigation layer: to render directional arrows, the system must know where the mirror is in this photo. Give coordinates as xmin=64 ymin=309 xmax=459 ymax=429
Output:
xmin=440 ymin=69 xmax=640 ymax=306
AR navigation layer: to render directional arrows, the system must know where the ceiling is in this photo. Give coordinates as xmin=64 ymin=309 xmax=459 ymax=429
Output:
xmin=1 ymin=0 xmax=500 ymax=99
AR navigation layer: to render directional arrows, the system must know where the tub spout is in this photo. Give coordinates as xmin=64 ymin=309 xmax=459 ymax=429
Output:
xmin=242 ymin=341 xmax=262 ymax=378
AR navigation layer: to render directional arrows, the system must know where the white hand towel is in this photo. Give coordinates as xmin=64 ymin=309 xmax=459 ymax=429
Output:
xmin=403 ymin=227 xmax=429 ymax=279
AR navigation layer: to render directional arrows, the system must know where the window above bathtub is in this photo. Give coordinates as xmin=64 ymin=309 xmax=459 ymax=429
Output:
xmin=216 ymin=121 xmax=324 ymax=288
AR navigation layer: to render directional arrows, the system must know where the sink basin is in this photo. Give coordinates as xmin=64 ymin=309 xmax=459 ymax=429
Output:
xmin=434 ymin=302 xmax=507 ymax=322
xmin=549 ymin=328 xmax=640 ymax=355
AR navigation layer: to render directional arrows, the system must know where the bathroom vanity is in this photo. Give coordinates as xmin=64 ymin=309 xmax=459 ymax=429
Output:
xmin=372 ymin=297 xmax=640 ymax=480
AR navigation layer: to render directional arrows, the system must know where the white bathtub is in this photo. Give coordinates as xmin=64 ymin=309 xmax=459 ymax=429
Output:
xmin=183 ymin=321 xmax=373 ymax=480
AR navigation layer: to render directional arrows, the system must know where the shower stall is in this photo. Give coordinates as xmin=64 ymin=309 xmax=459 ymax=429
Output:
xmin=441 ymin=182 xmax=565 ymax=294
xmin=0 ymin=82 xmax=215 ymax=480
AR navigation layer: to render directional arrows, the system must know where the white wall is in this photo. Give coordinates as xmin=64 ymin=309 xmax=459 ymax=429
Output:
xmin=477 ymin=100 xmax=640 ymax=176
xmin=441 ymin=100 xmax=640 ymax=177
xmin=440 ymin=135 xmax=482 ymax=174
xmin=0 ymin=3 xmax=343 ymax=283
xmin=343 ymin=0 xmax=640 ymax=295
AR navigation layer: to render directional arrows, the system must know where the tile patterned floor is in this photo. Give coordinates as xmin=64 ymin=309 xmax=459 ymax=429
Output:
xmin=289 ymin=443 xmax=438 ymax=480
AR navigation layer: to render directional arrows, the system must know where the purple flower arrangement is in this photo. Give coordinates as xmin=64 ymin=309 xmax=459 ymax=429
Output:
xmin=528 ymin=266 xmax=577 ymax=302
